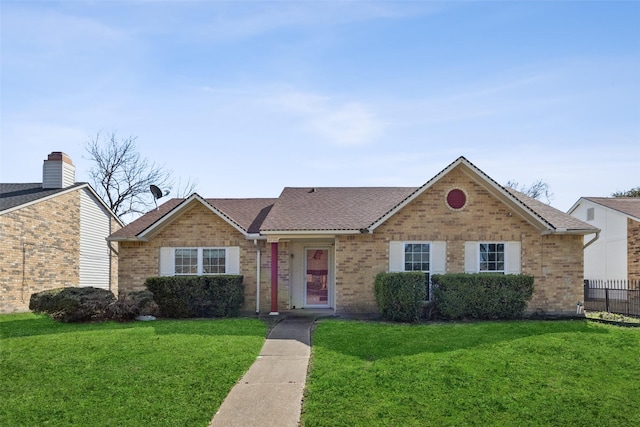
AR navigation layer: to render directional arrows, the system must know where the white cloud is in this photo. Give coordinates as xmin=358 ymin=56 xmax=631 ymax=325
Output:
xmin=268 ymin=89 xmax=384 ymax=146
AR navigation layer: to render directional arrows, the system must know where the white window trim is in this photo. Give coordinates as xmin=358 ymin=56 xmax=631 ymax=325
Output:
xmin=465 ymin=241 xmax=521 ymax=274
xmin=389 ymin=241 xmax=447 ymax=302
xmin=160 ymin=246 xmax=240 ymax=276
xmin=479 ymin=242 xmax=506 ymax=274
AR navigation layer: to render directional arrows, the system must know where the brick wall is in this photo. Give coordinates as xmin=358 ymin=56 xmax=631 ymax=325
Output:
xmin=109 ymin=216 xmax=121 ymax=295
xmin=117 ymin=169 xmax=586 ymax=316
xmin=628 ymin=218 xmax=640 ymax=280
xmin=118 ymin=202 xmax=261 ymax=311
xmin=0 ymin=192 xmax=81 ymax=313
xmin=334 ymin=168 xmax=584 ymax=315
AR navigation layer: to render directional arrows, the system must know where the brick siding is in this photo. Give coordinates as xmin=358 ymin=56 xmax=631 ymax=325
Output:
xmin=118 ymin=169 xmax=586 ymax=316
xmin=628 ymin=218 xmax=640 ymax=280
xmin=118 ymin=202 xmax=264 ymax=311
xmin=334 ymin=168 xmax=584 ymax=315
xmin=0 ymin=192 xmax=81 ymax=313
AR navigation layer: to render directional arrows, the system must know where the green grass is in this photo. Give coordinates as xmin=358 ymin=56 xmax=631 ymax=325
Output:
xmin=303 ymin=320 xmax=640 ymax=427
xmin=0 ymin=313 xmax=266 ymax=427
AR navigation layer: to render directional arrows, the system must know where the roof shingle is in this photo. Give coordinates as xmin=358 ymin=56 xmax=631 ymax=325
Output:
xmin=0 ymin=182 xmax=86 ymax=213
xmin=583 ymin=197 xmax=640 ymax=221
xmin=260 ymin=187 xmax=417 ymax=231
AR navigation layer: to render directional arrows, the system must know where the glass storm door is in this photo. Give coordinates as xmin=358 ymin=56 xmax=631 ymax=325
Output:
xmin=305 ymin=248 xmax=330 ymax=307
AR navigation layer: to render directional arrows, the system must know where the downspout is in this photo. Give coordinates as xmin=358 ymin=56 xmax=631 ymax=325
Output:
xmin=254 ymin=239 xmax=261 ymax=314
xmin=583 ymin=231 xmax=600 ymax=250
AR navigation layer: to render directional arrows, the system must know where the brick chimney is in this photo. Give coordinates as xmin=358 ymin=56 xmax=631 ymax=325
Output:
xmin=43 ymin=152 xmax=76 ymax=189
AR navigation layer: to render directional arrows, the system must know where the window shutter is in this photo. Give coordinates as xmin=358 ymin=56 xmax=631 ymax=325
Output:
xmin=389 ymin=241 xmax=404 ymax=272
xmin=507 ymin=241 xmax=521 ymax=274
xmin=227 ymin=246 xmax=241 ymax=274
xmin=431 ymin=241 xmax=446 ymax=274
xmin=464 ymin=242 xmax=478 ymax=273
xmin=159 ymin=247 xmax=174 ymax=276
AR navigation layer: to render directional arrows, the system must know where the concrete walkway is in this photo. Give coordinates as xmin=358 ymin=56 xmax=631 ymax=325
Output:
xmin=209 ymin=315 xmax=316 ymax=427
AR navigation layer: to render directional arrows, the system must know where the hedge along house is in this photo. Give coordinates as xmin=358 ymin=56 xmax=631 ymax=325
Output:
xmin=0 ymin=152 xmax=123 ymax=313
xmin=109 ymin=156 xmax=598 ymax=316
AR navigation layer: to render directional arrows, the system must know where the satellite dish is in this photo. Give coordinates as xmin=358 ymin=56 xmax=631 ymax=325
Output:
xmin=150 ymin=185 xmax=163 ymax=210
xmin=150 ymin=185 xmax=163 ymax=199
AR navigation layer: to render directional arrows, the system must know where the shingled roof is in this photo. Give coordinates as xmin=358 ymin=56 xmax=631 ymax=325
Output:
xmin=109 ymin=196 xmax=278 ymax=240
xmin=0 ymin=182 xmax=90 ymax=214
xmin=109 ymin=156 xmax=597 ymax=241
xmin=580 ymin=197 xmax=640 ymax=221
xmin=260 ymin=187 xmax=417 ymax=232
xmin=507 ymin=189 xmax=599 ymax=233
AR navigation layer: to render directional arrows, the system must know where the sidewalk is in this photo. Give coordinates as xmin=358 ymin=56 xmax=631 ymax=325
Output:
xmin=208 ymin=315 xmax=316 ymax=427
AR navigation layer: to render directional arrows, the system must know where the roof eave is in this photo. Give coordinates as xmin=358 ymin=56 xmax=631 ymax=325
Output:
xmin=261 ymin=229 xmax=360 ymax=236
xmin=541 ymin=227 xmax=601 ymax=236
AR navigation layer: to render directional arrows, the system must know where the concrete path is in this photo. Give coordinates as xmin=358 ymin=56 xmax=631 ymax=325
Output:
xmin=209 ymin=316 xmax=315 ymax=427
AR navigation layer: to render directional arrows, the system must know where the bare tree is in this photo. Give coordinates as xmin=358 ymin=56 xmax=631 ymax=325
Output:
xmin=506 ymin=179 xmax=553 ymax=204
xmin=86 ymin=131 xmax=197 ymax=221
xmin=612 ymin=187 xmax=640 ymax=197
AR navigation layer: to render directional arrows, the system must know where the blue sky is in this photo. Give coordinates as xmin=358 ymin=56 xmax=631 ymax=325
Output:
xmin=2 ymin=0 xmax=639 ymax=213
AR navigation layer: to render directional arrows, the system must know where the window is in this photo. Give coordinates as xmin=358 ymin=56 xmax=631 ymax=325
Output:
xmin=203 ymin=249 xmax=225 ymax=274
xmin=465 ymin=241 xmax=520 ymax=274
xmin=389 ymin=241 xmax=446 ymax=301
xmin=404 ymin=243 xmax=431 ymax=300
xmin=479 ymin=243 xmax=505 ymax=273
xmin=587 ymin=207 xmax=595 ymax=221
xmin=169 ymin=247 xmax=230 ymax=275
xmin=175 ymin=248 xmax=198 ymax=274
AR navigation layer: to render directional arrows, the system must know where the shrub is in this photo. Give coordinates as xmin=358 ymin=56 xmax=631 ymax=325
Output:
xmin=29 ymin=287 xmax=116 ymax=322
xmin=432 ymin=273 xmax=534 ymax=320
xmin=145 ymin=275 xmax=244 ymax=318
xmin=374 ymin=272 xmax=426 ymax=322
xmin=106 ymin=290 xmax=159 ymax=322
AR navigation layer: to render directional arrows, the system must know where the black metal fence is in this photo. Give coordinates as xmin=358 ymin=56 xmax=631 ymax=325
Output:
xmin=583 ymin=279 xmax=640 ymax=316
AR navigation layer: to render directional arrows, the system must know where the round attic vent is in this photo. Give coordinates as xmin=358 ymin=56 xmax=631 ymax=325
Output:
xmin=446 ymin=188 xmax=467 ymax=210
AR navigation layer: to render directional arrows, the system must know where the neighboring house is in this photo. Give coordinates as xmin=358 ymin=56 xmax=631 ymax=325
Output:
xmin=0 ymin=152 xmax=123 ymax=313
xmin=568 ymin=197 xmax=640 ymax=281
xmin=109 ymin=156 xmax=597 ymax=316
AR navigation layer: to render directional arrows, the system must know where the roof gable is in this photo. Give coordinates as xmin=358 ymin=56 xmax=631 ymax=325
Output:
xmin=367 ymin=156 xmax=596 ymax=234
xmin=109 ymin=194 xmax=277 ymax=241
xmin=575 ymin=197 xmax=640 ymax=221
xmin=1 ymin=182 xmax=123 ymax=226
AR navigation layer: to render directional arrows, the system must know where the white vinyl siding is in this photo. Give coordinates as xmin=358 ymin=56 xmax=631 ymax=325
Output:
xmin=465 ymin=241 xmax=521 ymax=274
xmin=79 ymin=189 xmax=111 ymax=289
xmin=159 ymin=247 xmax=240 ymax=276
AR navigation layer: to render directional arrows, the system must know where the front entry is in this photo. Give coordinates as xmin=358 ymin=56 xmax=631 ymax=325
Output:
xmin=305 ymin=248 xmax=330 ymax=307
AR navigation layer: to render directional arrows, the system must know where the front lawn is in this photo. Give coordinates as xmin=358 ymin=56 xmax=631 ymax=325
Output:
xmin=303 ymin=320 xmax=640 ymax=427
xmin=0 ymin=313 xmax=266 ymax=427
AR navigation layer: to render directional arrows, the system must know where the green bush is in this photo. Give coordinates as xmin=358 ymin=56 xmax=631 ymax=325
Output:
xmin=431 ymin=273 xmax=534 ymax=320
xmin=29 ymin=287 xmax=116 ymax=322
xmin=106 ymin=290 xmax=159 ymax=322
xmin=145 ymin=275 xmax=244 ymax=318
xmin=374 ymin=272 xmax=426 ymax=322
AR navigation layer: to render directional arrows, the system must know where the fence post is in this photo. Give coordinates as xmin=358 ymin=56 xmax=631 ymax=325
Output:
xmin=605 ymin=288 xmax=610 ymax=313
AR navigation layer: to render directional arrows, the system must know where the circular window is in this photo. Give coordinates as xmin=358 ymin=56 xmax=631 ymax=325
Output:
xmin=446 ymin=189 xmax=467 ymax=210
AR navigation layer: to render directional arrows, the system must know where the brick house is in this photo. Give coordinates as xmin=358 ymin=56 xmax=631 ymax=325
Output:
xmin=568 ymin=197 xmax=640 ymax=281
xmin=110 ymin=156 xmax=597 ymax=316
xmin=0 ymin=152 xmax=123 ymax=313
